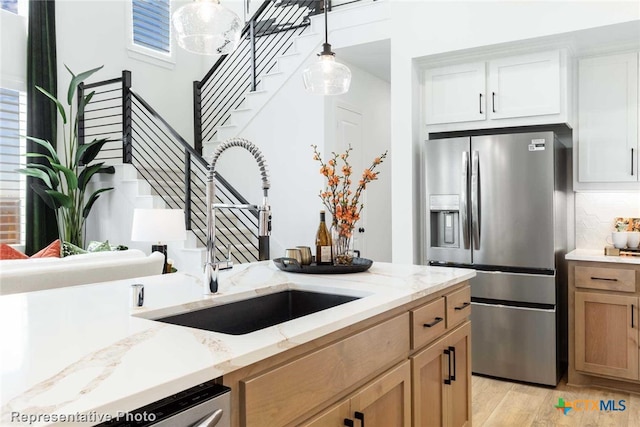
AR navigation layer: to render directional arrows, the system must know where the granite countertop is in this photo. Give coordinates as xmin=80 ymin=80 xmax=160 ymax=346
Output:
xmin=566 ymin=249 xmax=640 ymax=265
xmin=0 ymin=261 xmax=474 ymax=426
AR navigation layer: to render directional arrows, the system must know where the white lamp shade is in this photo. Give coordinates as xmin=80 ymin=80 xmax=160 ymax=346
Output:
xmin=172 ymin=0 xmax=242 ymax=55
xmin=131 ymin=209 xmax=187 ymax=242
xmin=302 ymin=54 xmax=352 ymax=95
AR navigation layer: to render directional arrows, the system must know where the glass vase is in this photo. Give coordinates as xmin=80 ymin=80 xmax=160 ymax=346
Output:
xmin=331 ymin=226 xmax=354 ymax=266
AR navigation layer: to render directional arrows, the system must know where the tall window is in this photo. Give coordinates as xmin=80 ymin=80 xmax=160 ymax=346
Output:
xmin=132 ymin=0 xmax=171 ymax=54
xmin=0 ymin=88 xmax=26 ymax=245
xmin=1 ymin=0 xmax=18 ymax=14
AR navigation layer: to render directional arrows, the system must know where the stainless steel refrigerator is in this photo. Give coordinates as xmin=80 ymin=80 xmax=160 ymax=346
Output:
xmin=423 ymin=131 xmax=568 ymax=386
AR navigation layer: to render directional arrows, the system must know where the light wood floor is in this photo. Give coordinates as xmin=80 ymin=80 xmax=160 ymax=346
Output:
xmin=472 ymin=374 xmax=640 ymax=427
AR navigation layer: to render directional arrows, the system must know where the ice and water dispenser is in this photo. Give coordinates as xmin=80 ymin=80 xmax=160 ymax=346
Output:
xmin=429 ymin=195 xmax=460 ymax=248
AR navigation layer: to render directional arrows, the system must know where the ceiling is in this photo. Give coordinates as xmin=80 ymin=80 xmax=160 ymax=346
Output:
xmin=335 ymin=39 xmax=391 ymax=83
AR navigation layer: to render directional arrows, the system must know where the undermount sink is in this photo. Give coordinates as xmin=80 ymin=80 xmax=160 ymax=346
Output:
xmin=155 ymin=290 xmax=362 ymax=335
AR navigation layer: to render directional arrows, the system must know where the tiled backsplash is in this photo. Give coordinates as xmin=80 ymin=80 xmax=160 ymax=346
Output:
xmin=575 ymin=192 xmax=640 ymax=249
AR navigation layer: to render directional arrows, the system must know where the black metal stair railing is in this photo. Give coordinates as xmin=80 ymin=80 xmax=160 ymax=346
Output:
xmin=194 ymin=0 xmax=320 ymax=153
xmin=79 ymin=71 xmax=260 ymax=263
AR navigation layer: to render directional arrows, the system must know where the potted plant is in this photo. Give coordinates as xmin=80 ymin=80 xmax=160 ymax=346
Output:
xmin=18 ymin=65 xmax=115 ymax=247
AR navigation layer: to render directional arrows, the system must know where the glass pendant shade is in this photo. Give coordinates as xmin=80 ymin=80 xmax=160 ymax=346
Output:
xmin=303 ymin=53 xmax=352 ymax=95
xmin=172 ymin=0 xmax=242 ymax=55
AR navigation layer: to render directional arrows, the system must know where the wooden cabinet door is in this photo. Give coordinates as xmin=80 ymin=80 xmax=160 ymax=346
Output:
xmin=348 ymin=361 xmax=411 ymax=427
xmin=488 ymin=50 xmax=561 ymax=119
xmin=575 ymin=291 xmax=639 ymax=380
xmin=300 ymin=400 xmax=351 ymax=427
xmin=411 ymin=332 xmax=448 ymax=427
xmin=424 ymin=62 xmax=486 ymax=125
xmin=578 ymin=52 xmax=639 ymax=182
xmin=446 ymin=322 xmax=471 ymax=427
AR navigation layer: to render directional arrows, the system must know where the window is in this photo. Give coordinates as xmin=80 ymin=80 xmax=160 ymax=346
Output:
xmin=0 ymin=88 xmax=26 ymax=245
xmin=132 ymin=0 xmax=170 ymax=54
xmin=1 ymin=0 xmax=18 ymax=14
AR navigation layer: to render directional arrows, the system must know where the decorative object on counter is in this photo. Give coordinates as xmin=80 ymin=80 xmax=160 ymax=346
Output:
xmin=171 ymin=0 xmax=241 ymax=56
xmin=604 ymin=246 xmax=640 ymax=257
xmin=284 ymin=248 xmax=303 ymax=266
xmin=18 ymin=65 xmax=115 ymax=249
xmin=312 ymin=145 xmax=388 ymax=265
xmin=130 ymin=283 xmax=144 ymax=308
xmin=615 ymin=217 xmax=640 ymax=232
xmin=296 ymin=246 xmax=312 ymax=265
xmin=608 ymin=231 xmax=628 ymax=249
xmin=315 ymin=210 xmax=332 ymax=265
xmin=302 ymin=0 xmax=351 ymax=95
xmin=272 ymin=257 xmax=373 ymax=274
xmin=131 ymin=209 xmax=187 ymax=274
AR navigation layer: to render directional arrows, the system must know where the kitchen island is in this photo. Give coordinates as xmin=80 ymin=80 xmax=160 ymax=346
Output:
xmin=0 ymin=261 xmax=474 ymax=426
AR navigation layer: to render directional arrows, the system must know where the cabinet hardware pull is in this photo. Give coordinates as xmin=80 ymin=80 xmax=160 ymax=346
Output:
xmin=444 ymin=349 xmax=452 ymax=384
xmin=424 ymin=317 xmax=444 ymax=328
xmin=590 ymin=277 xmax=618 ymax=282
xmin=358 ymin=227 xmax=365 ymax=233
xmin=354 ymin=411 xmax=365 ymax=427
xmin=479 ymin=93 xmax=483 ymax=114
xmin=632 ymin=304 xmax=635 ymax=329
xmin=632 ymin=148 xmax=635 ymax=176
xmin=449 ymin=346 xmax=457 ymax=381
xmin=344 ymin=419 xmax=354 ymax=427
xmin=492 ymin=92 xmax=496 ymax=113
xmin=454 ymin=301 xmax=471 ymax=310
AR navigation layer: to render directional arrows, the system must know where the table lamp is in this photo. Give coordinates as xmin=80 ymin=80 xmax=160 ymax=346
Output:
xmin=131 ymin=208 xmax=187 ymax=273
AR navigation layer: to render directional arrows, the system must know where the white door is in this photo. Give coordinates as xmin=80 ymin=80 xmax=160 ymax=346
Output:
xmin=424 ymin=62 xmax=486 ymax=125
xmin=488 ymin=50 xmax=561 ymax=119
xmin=578 ymin=52 xmax=639 ymax=182
xmin=335 ymin=106 xmax=366 ymax=256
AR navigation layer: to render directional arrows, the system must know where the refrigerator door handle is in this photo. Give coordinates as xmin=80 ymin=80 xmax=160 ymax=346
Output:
xmin=461 ymin=152 xmax=470 ymax=249
xmin=471 ymin=151 xmax=480 ymax=250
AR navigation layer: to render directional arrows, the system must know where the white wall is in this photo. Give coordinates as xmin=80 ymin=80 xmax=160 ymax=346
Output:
xmin=575 ymin=192 xmax=640 ymax=250
xmin=0 ymin=10 xmax=27 ymax=91
xmin=389 ymin=1 xmax=640 ymax=263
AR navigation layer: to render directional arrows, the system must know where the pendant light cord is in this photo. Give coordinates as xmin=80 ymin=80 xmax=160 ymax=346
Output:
xmin=324 ymin=0 xmax=328 ymax=45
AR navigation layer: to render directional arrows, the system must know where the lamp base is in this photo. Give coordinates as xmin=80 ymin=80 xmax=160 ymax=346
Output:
xmin=152 ymin=244 xmax=168 ymax=274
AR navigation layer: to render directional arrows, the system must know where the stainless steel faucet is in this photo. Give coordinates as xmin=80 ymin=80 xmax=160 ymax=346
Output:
xmin=205 ymin=138 xmax=271 ymax=294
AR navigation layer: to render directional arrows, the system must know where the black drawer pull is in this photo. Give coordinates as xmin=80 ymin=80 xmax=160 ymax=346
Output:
xmin=479 ymin=93 xmax=483 ymax=114
xmin=444 ymin=349 xmax=452 ymax=384
xmin=423 ymin=317 xmax=443 ymax=328
xmin=492 ymin=92 xmax=496 ymax=112
xmin=354 ymin=411 xmax=364 ymax=427
xmin=449 ymin=346 xmax=457 ymax=381
xmin=632 ymin=304 xmax=635 ymax=329
xmin=454 ymin=301 xmax=471 ymax=311
xmin=590 ymin=277 xmax=618 ymax=282
xmin=344 ymin=419 xmax=354 ymax=427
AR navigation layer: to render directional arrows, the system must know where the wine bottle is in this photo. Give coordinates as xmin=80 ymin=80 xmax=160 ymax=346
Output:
xmin=315 ymin=210 xmax=332 ymax=265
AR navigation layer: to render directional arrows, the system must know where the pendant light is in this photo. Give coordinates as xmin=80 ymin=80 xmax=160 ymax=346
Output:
xmin=302 ymin=0 xmax=351 ymax=95
xmin=172 ymin=0 xmax=242 ymax=56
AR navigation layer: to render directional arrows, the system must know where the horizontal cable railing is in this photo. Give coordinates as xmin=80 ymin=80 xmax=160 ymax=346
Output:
xmin=194 ymin=0 xmax=319 ymax=152
xmin=79 ymin=71 xmax=260 ymax=263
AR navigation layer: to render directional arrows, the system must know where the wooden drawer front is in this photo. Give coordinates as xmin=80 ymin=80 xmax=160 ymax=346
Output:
xmin=411 ymin=297 xmax=446 ymax=349
xmin=446 ymin=285 xmax=471 ymax=328
xmin=575 ymin=266 xmax=636 ymax=292
xmin=241 ymin=313 xmax=410 ymax=427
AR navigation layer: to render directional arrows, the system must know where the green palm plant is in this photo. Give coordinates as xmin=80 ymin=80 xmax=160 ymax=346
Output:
xmin=18 ymin=65 xmax=115 ymax=247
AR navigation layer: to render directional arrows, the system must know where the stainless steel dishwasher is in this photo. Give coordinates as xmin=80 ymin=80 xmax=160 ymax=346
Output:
xmin=96 ymin=380 xmax=230 ymax=427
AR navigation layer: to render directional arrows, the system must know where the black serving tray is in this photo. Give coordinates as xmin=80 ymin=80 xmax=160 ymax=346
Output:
xmin=272 ymin=257 xmax=373 ymax=274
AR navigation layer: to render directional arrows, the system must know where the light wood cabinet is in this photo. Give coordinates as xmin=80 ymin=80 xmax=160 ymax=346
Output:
xmin=223 ymin=282 xmax=472 ymax=427
xmin=424 ymin=49 xmax=566 ymax=129
xmin=577 ymin=52 xmax=639 ymax=183
xmin=568 ymin=260 xmax=640 ymax=394
xmin=411 ymin=322 xmax=471 ymax=427
xmin=575 ymin=291 xmax=638 ymax=380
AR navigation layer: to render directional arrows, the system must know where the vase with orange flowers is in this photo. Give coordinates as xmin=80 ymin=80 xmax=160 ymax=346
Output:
xmin=312 ymin=144 xmax=388 ymax=265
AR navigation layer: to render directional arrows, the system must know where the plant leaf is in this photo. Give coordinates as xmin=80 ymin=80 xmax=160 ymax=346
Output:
xmin=66 ymin=64 xmax=104 ymax=105
xmin=25 ymin=163 xmax=60 ymax=188
xmin=82 ymin=187 xmax=113 ymax=218
xmin=36 ymin=86 xmax=67 ymax=124
xmin=51 ymin=163 xmax=78 ymax=190
xmin=31 ymin=183 xmax=72 ymax=210
xmin=25 ymin=136 xmax=60 ymax=163
xmin=46 ymin=189 xmax=73 ymax=209
xmin=17 ymin=167 xmax=53 ymax=188
xmin=76 ymin=137 xmax=109 ymax=166
xmin=77 ymin=90 xmax=95 ymax=117
xmin=78 ymin=164 xmax=115 ymax=190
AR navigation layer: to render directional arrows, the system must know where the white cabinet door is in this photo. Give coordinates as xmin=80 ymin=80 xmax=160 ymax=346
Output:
xmin=578 ymin=52 xmax=638 ymax=183
xmin=488 ymin=50 xmax=561 ymax=119
xmin=424 ymin=62 xmax=486 ymax=125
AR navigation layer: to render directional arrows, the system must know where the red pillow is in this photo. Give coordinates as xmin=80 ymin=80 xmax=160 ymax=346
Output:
xmin=0 ymin=244 xmax=28 ymax=260
xmin=31 ymin=239 xmax=61 ymax=258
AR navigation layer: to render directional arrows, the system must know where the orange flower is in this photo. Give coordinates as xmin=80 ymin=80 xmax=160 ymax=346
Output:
xmin=342 ymin=165 xmax=351 ymax=176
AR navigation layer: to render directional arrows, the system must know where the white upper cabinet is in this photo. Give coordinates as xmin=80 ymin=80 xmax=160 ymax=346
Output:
xmin=424 ymin=62 xmax=486 ymax=125
xmin=423 ymin=49 xmax=569 ymax=132
xmin=488 ymin=50 xmax=561 ymax=119
xmin=577 ymin=52 xmax=638 ymax=183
